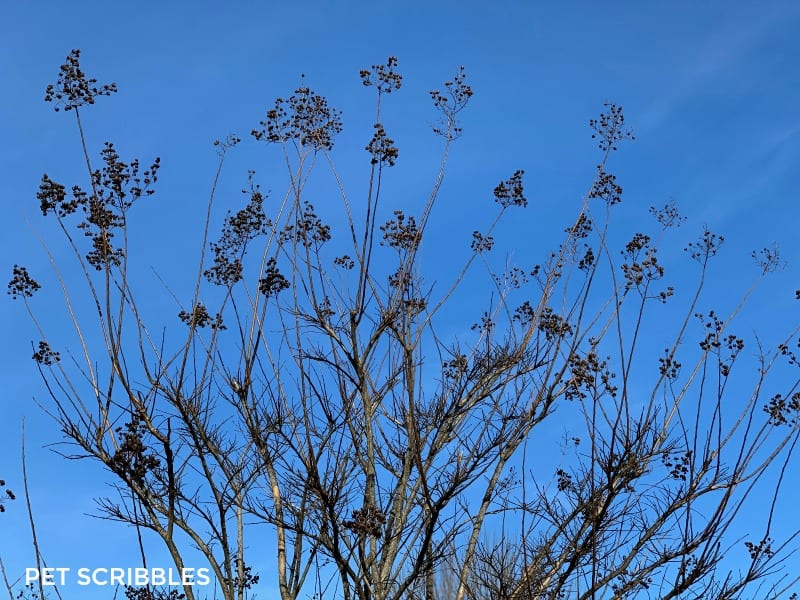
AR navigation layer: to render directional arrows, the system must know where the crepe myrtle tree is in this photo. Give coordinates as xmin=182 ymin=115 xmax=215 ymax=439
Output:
xmin=6 ymin=49 xmax=800 ymax=600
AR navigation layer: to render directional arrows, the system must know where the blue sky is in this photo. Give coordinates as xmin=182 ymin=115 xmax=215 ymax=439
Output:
xmin=2 ymin=1 xmax=800 ymax=598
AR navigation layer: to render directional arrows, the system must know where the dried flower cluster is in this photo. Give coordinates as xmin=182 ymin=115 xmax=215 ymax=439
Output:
xmin=0 ymin=479 xmax=15 ymax=513
xmin=44 ymin=48 xmax=117 ymax=111
xmin=252 ymin=85 xmax=343 ymax=151
xmin=359 ymin=56 xmax=403 ymax=94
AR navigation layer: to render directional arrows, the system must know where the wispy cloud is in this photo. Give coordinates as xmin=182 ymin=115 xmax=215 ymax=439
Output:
xmin=638 ymin=5 xmax=800 ymax=134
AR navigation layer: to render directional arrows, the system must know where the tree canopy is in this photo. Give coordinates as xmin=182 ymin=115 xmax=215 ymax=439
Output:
xmin=4 ymin=50 xmax=800 ymax=600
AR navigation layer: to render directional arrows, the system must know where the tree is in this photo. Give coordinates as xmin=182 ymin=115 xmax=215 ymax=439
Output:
xmin=7 ymin=49 xmax=800 ymax=600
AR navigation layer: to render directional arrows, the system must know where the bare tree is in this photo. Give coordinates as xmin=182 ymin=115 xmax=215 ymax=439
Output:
xmin=7 ymin=50 xmax=800 ymax=600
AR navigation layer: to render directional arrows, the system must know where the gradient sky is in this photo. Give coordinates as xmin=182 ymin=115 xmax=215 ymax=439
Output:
xmin=2 ymin=1 xmax=800 ymax=598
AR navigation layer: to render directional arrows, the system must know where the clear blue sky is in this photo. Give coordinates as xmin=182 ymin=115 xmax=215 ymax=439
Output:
xmin=2 ymin=1 xmax=799 ymax=598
